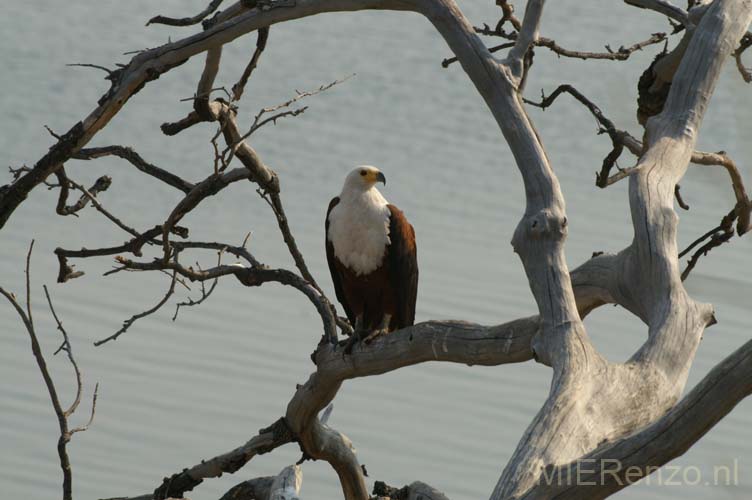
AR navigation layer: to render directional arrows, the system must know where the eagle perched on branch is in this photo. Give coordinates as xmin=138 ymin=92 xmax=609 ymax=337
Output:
xmin=326 ymin=166 xmax=418 ymax=347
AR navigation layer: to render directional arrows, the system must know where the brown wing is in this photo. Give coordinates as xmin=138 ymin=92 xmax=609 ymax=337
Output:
xmin=387 ymin=204 xmax=418 ymax=329
xmin=325 ymin=197 xmax=355 ymax=325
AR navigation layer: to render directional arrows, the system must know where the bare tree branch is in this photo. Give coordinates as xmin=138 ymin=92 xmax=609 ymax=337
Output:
xmin=55 ymin=174 xmax=112 ymax=216
xmin=66 ymin=63 xmax=116 ymax=76
xmin=147 ymin=0 xmax=227 ymax=27
xmin=150 ymin=418 xmax=294 ymax=500
xmin=74 ymin=146 xmax=195 ymax=193
xmin=733 ymin=32 xmax=752 ymax=82
xmin=1 ymin=241 xmax=97 ymax=500
xmin=467 ymin=24 xmax=668 ymax=61
xmin=43 ymin=285 xmax=83 ymax=416
xmin=172 ymin=250 xmax=224 ymax=320
xmin=232 ymin=27 xmax=270 ymax=101
xmin=94 ymin=270 xmax=178 ymax=346
xmin=5 ymin=2 xmax=752 ymax=500
xmin=65 ymin=177 xmax=141 ymax=237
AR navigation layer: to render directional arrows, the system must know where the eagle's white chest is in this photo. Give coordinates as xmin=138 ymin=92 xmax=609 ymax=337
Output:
xmin=327 ymin=190 xmax=391 ymax=276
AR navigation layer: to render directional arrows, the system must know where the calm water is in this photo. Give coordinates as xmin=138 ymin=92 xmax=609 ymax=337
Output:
xmin=1 ymin=2 xmax=750 ymax=499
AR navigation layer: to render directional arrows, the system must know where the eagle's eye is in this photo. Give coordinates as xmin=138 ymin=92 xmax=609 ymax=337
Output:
xmin=360 ymin=170 xmax=367 ymax=176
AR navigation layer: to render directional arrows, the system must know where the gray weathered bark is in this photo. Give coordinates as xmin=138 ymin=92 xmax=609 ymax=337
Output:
xmin=3 ymin=1 xmax=750 ymax=499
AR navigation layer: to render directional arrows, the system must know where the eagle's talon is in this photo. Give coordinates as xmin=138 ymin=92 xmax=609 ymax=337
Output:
xmin=363 ymin=328 xmax=388 ymax=344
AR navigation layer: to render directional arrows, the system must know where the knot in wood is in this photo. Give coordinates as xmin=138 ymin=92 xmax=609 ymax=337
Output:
xmin=527 ymin=210 xmax=567 ymax=239
xmin=637 ymin=52 xmax=671 ymax=126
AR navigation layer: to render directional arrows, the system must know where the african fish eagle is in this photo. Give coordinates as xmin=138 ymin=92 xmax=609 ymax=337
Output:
xmin=326 ymin=166 xmax=418 ymax=344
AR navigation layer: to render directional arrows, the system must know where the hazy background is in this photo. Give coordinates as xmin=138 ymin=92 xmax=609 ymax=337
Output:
xmin=1 ymin=1 xmax=750 ymax=499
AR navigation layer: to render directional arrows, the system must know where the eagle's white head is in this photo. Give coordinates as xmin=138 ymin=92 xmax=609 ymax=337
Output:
xmin=341 ymin=165 xmax=386 ymax=195
xmin=330 ymin=165 xmax=391 ymax=275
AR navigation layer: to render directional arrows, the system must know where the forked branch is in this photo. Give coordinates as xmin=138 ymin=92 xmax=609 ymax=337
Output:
xmin=0 ymin=242 xmax=98 ymax=500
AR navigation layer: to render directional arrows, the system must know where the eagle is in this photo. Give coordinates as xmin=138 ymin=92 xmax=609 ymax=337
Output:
xmin=326 ymin=166 xmax=418 ymax=347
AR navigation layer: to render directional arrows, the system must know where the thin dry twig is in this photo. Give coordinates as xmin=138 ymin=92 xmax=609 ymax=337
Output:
xmin=681 ymin=209 xmax=737 ymax=281
xmin=675 ymin=184 xmax=690 ymax=210
xmin=44 ymin=285 xmax=82 ymax=416
xmin=53 ymin=224 xmax=188 ymax=283
xmin=25 ymin=240 xmax=34 ymax=328
xmin=94 ymin=269 xmax=178 ymax=346
xmin=74 ymin=146 xmax=194 ymax=193
xmin=8 ymin=165 xmax=59 ymax=189
xmin=232 ymin=27 xmax=270 ymax=101
xmin=113 ymin=255 xmax=337 ymax=343
xmin=66 ymin=63 xmax=115 ymax=76
xmin=70 ymin=383 xmax=99 ymax=436
xmin=442 ymin=27 xmax=667 ymax=67
xmin=55 ymin=174 xmax=112 ymax=216
xmin=734 ymin=33 xmax=752 ymax=83
xmin=1 ymin=242 xmax=97 ymax=500
xmin=66 ymin=178 xmax=141 ymax=237
xmin=524 ymin=84 xmax=630 ymax=187
xmin=147 ymin=0 xmax=226 ymax=26
xmin=220 ymin=75 xmax=355 ymax=168
xmin=172 ymin=250 xmax=224 ymax=320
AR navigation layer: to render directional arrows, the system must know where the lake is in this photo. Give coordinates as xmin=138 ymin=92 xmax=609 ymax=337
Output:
xmin=1 ymin=1 xmax=750 ymax=499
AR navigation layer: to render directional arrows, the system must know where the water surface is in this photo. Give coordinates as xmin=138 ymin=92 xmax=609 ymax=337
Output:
xmin=1 ymin=1 xmax=750 ymax=499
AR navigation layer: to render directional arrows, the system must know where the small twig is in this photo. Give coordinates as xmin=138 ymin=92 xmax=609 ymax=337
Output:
xmin=56 ymin=175 xmax=112 ymax=216
xmin=442 ymin=42 xmax=515 ymax=67
xmin=683 ymin=150 xmax=751 ymax=235
xmin=8 ymin=165 xmax=59 ymax=189
xmin=44 ymin=285 xmax=82 ymax=417
xmin=160 ymin=269 xmax=192 ymax=291
xmin=172 ymin=250 xmax=224 ymax=320
xmin=456 ymin=27 xmax=667 ymax=65
xmin=66 ymin=63 xmax=114 ymax=76
xmin=681 ymin=231 xmax=734 ymax=281
xmin=179 ymin=87 xmax=231 ymax=102
xmin=70 ymin=383 xmax=98 ymax=435
xmin=25 ymin=240 xmax=34 ymax=328
xmin=53 ymin=225 xmax=188 ymax=283
xmin=679 ymin=223 xmax=724 ymax=260
xmin=66 ymin=178 xmax=141 ymax=237
xmin=733 ymin=33 xmax=752 ymax=83
xmin=146 ymin=0 xmax=226 ymax=26
xmin=674 ymin=184 xmax=690 ymax=210
xmin=0 ymin=241 xmax=97 ymax=500
xmin=44 ymin=125 xmax=63 ymax=140
xmin=123 ymin=47 xmax=156 ymax=56
xmin=114 ymin=257 xmax=337 ymax=343
xmin=161 ymin=110 xmax=204 ymax=136
xmin=680 ymin=209 xmax=738 ymax=281
xmin=75 ymin=146 xmax=194 ymax=193
xmin=94 ymin=269 xmax=178 ymax=346
xmin=232 ymin=27 xmax=270 ymax=101
xmin=524 ymin=84 xmax=631 ymax=187
xmin=221 ymin=75 xmax=354 ymax=167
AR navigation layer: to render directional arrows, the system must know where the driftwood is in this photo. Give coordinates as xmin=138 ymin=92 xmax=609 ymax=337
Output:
xmin=1 ymin=1 xmax=751 ymax=500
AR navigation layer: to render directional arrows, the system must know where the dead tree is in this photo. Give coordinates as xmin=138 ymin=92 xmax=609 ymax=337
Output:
xmin=1 ymin=1 xmax=751 ymax=499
